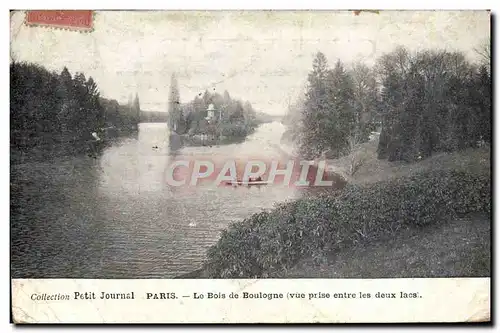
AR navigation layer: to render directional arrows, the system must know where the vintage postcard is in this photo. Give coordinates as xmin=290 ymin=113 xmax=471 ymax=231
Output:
xmin=10 ymin=10 xmax=491 ymax=323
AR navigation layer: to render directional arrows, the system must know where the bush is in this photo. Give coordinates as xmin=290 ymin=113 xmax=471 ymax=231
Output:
xmin=220 ymin=123 xmax=255 ymax=138
xmin=204 ymin=169 xmax=491 ymax=278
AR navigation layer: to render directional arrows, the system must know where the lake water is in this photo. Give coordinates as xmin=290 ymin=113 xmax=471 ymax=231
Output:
xmin=11 ymin=122 xmax=302 ymax=278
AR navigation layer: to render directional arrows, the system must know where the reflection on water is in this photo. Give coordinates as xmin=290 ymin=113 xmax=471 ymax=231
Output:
xmin=11 ymin=122 xmax=299 ymax=278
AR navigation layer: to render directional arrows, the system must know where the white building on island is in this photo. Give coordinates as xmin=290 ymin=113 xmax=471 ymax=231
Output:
xmin=206 ymin=103 xmax=215 ymax=120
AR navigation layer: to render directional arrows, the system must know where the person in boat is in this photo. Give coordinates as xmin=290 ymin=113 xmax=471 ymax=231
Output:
xmin=255 ymin=176 xmax=262 ymax=182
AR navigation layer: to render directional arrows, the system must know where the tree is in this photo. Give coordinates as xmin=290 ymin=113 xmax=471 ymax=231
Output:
xmin=468 ymin=64 xmax=491 ymax=144
xmin=300 ymin=52 xmax=331 ymax=158
xmin=299 ymin=54 xmax=358 ymax=159
xmin=375 ymin=46 xmax=415 ymax=161
xmin=202 ymin=90 xmax=212 ymax=109
xmin=474 ymin=39 xmax=490 ymax=72
xmin=223 ymin=90 xmax=231 ymax=104
xmin=229 ymin=101 xmax=245 ymax=122
xmin=243 ymin=101 xmax=256 ymax=125
xmin=324 ymin=60 xmax=356 ymax=157
xmin=84 ymin=77 xmax=104 ymax=131
xmin=286 ymin=53 xmax=371 ymax=160
xmin=168 ymin=73 xmax=181 ymax=131
xmin=282 ymin=95 xmax=305 ymax=144
xmin=350 ymin=61 xmax=379 ymax=134
xmin=133 ymin=93 xmax=141 ymax=126
xmin=56 ymin=67 xmax=76 ymax=133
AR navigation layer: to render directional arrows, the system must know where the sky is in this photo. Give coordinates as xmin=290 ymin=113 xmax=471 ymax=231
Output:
xmin=10 ymin=10 xmax=490 ymax=115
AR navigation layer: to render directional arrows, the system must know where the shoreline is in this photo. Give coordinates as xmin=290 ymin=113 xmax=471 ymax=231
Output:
xmin=10 ymin=128 xmax=138 ymax=165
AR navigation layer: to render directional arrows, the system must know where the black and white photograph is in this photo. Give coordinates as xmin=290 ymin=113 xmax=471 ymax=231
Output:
xmin=9 ymin=9 xmax=492 ymax=323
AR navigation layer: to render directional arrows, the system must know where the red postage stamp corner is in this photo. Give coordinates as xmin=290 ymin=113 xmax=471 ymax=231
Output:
xmin=25 ymin=10 xmax=93 ymax=31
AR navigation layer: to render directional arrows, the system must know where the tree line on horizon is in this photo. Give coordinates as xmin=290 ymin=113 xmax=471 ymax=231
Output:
xmin=283 ymin=43 xmax=491 ymax=163
xmin=10 ymin=61 xmax=141 ymax=159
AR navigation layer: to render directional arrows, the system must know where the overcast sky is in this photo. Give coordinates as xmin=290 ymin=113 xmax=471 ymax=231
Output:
xmin=10 ymin=10 xmax=490 ymax=115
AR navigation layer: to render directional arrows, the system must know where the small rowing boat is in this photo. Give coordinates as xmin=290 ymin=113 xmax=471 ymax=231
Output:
xmin=235 ymin=180 xmax=270 ymax=186
xmin=223 ymin=180 xmax=270 ymax=186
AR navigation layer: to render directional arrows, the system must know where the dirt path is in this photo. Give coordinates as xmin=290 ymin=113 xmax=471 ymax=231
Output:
xmin=279 ymin=213 xmax=490 ymax=278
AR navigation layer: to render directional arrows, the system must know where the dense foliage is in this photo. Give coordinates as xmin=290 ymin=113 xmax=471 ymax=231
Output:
xmin=284 ymin=44 xmax=491 ymax=163
xmin=166 ymin=73 xmax=259 ymax=138
xmin=377 ymin=47 xmax=491 ymax=162
xmin=284 ymin=53 xmax=380 ymax=159
xmin=11 ymin=61 xmax=141 ymax=160
xmin=205 ymin=169 xmax=491 ymax=278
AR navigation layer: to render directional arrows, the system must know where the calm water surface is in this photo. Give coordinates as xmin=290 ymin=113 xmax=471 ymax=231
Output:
xmin=11 ymin=122 xmax=300 ymax=278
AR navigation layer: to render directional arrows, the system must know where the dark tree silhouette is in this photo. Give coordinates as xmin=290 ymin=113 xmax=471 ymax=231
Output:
xmin=10 ymin=61 xmax=141 ymax=162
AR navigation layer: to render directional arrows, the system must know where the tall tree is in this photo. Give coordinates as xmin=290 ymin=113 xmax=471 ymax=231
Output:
xmin=376 ymin=47 xmax=412 ymax=161
xmin=350 ymin=61 xmax=379 ymax=134
xmin=300 ymin=52 xmax=330 ymax=158
xmin=133 ymin=93 xmax=141 ymax=126
xmin=474 ymin=39 xmax=490 ymax=73
xmin=324 ymin=60 xmax=356 ymax=157
xmin=223 ymin=90 xmax=231 ymax=105
xmin=299 ymin=54 xmax=358 ymax=159
xmin=168 ymin=73 xmax=181 ymax=131
xmin=85 ymin=76 xmax=103 ymax=132
xmin=55 ymin=67 xmax=74 ymax=134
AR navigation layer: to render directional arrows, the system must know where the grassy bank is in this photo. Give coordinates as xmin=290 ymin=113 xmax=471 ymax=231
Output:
xmin=189 ymin=144 xmax=490 ymax=279
xmin=280 ymin=212 xmax=490 ymax=278
xmin=328 ymin=136 xmax=490 ymax=186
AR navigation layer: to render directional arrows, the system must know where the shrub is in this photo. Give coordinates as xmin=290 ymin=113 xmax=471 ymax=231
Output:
xmin=220 ymin=123 xmax=246 ymax=138
xmin=204 ymin=169 xmax=491 ymax=278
